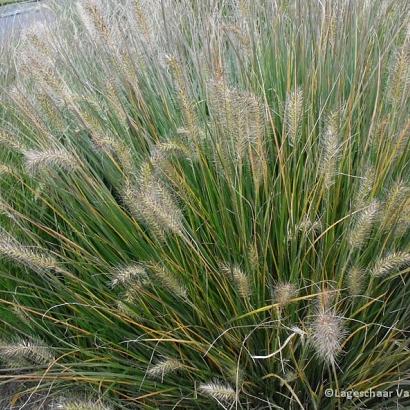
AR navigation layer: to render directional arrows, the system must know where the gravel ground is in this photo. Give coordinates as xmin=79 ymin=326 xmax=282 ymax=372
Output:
xmin=0 ymin=381 xmax=52 ymax=409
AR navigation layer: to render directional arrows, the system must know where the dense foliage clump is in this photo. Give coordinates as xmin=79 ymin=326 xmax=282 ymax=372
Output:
xmin=0 ymin=0 xmax=409 ymax=408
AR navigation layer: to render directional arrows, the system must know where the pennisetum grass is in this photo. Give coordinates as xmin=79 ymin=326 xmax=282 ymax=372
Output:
xmin=0 ymin=0 xmax=409 ymax=408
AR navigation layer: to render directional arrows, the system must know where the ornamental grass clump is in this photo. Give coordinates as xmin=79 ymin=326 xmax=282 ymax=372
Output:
xmin=0 ymin=0 xmax=409 ymax=408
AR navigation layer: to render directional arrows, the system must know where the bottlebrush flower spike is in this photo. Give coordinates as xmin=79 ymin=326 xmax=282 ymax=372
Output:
xmin=387 ymin=46 xmax=410 ymax=103
xmin=147 ymin=358 xmax=185 ymax=380
xmin=352 ymin=165 xmax=375 ymax=211
xmin=348 ymin=200 xmax=380 ymax=248
xmin=52 ymin=398 xmax=112 ymax=410
xmin=221 ymin=264 xmax=251 ymax=299
xmin=284 ymin=87 xmax=303 ymax=146
xmin=0 ymin=336 xmax=54 ymax=367
xmin=309 ymin=309 xmax=347 ymax=364
xmin=273 ymin=282 xmax=298 ymax=307
xmin=76 ymin=0 xmax=111 ymax=42
xmin=150 ymin=263 xmax=187 ymax=299
xmin=24 ymin=148 xmax=78 ymax=175
xmin=346 ymin=266 xmax=366 ymax=296
xmin=380 ymin=181 xmax=409 ymax=231
xmin=207 ymin=78 xmax=266 ymax=163
xmin=0 ymin=232 xmax=61 ymax=273
xmin=111 ymin=263 xmax=149 ymax=288
xmin=371 ymin=252 xmax=410 ymax=277
xmin=319 ymin=112 xmax=341 ymax=188
xmin=122 ymin=162 xmax=184 ymax=239
xmin=199 ymin=381 xmax=237 ymax=403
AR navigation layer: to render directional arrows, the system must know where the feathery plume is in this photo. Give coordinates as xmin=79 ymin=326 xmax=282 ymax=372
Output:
xmin=394 ymin=197 xmax=410 ymax=237
xmin=309 ymin=309 xmax=346 ymax=364
xmin=24 ymin=148 xmax=78 ymax=175
xmin=247 ymin=242 xmax=259 ymax=270
xmin=199 ymin=381 xmax=237 ymax=403
xmin=284 ymin=87 xmax=303 ymax=146
xmin=0 ymin=337 xmax=54 ymax=367
xmin=352 ymin=165 xmax=375 ymax=211
xmin=0 ymin=233 xmax=60 ymax=273
xmin=207 ymin=78 xmax=266 ymax=163
xmin=319 ymin=112 xmax=340 ymax=188
xmin=389 ymin=120 xmax=410 ymax=162
xmin=387 ymin=46 xmax=410 ymax=104
xmin=20 ymin=22 xmax=55 ymax=69
xmin=167 ymin=56 xmax=202 ymax=143
xmin=111 ymin=263 xmax=149 ymax=288
xmin=150 ymin=263 xmax=187 ymax=298
xmin=221 ymin=264 xmax=251 ymax=299
xmin=346 ymin=266 xmax=366 ymax=296
xmin=348 ymin=200 xmax=380 ymax=248
xmin=273 ymin=282 xmax=298 ymax=307
xmin=132 ymin=0 xmax=153 ymax=43
xmin=380 ymin=181 xmax=409 ymax=231
xmin=36 ymin=92 xmax=66 ymax=132
xmin=371 ymin=252 xmax=410 ymax=278
xmin=17 ymin=42 xmax=70 ymax=106
xmin=147 ymin=358 xmax=185 ymax=380
xmin=150 ymin=141 xmax=191 ymax=178
xmin=52 ymin=398 xmax=112 ymax=410
xmin=122 ymin=163 xmax=184 ymax=239
xmin=76 ymin=0 xmax=111 ymax=42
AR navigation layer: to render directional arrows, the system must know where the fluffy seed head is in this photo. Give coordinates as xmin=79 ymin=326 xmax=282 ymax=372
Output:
xmin=348 ymin=200 xmax=380 ymax=248
xmin=52 ymin=398 xmax=112 ymax=410
xmin=150 ymin=263 xmax=187 ymax=298
xmin=221 ymin=264 xmax=251 ymax=299
xmin=346 ymin=266 xmax=366 ymax=295
xmin=353 ymin=166 xmax=375 ymax=211
xmin=147 ymin=358 xmax=185 ymax=380
xmin=380 ymin=181 xmax=409 ymax=231
xmin=24 ymin=148 xmax=78 ymax=175
xmin=76 ymin=0 xmax=111 ymax=42
xmin=273 ymin=282 xmax=298 ymax=306
xmin=0 ymin=233 xmax=61 ymax=273
xmin=387 ymin=46 xmax=410 ymax=104
xmin=168 ymin=57 xmax=202 ymax=143
xmin=310 ymin=309 xmax=346 ymax=364
xmin=123 ymin=163 xmax=184 ymax=239
xmin=207 ymin=78 xmax=266 ymax=164
xmin=0 ymin=337 xmax=54 ymax=367
xmin=284 ymin=87 xmax=303 ymax=146
xmin=372 ymin=252 xmax=410 ymax=278
xmin=111 ymin=263 xmax=149 ymax=288
xmin=394 ymin=197 xmax=410 ymax=237
xmin=319 ymin=112 xmax=340 ymax=188
xmin=199 ymin=381 xmax=237 ymax=403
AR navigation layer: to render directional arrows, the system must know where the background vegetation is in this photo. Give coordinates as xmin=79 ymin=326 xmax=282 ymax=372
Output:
xmin=0 ymin=0 xmax=409 ymax=408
